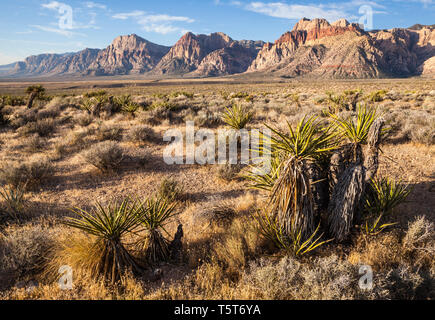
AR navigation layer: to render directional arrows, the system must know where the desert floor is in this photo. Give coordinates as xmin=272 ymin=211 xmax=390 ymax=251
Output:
xmin=0 ymin=78 xmax=433 ymax=300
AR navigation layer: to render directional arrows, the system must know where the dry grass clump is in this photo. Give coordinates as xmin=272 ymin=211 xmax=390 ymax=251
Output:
xmin=238 ymin=254 xmax=361 ymax=300
xmin=81 ymin=141 xmax=123 ymax=173
xmin=17 ymin=118 xmax=56 ymax=137
xmin=74 ymin=113 xmax=94 ymax=127
xmin=350 ymin=217 xmax=433 ymax=268
xmin=0 ymin=224 xmax=56 ymax=279
xmin=94 ymin=122 xmax=123 ymax=142
xmin=126 ymin=125 xmax=159 ymax=144
xmin=0 ymin=157 xmax=53 ymax=189
xmin=216 ymin=163 xmax=243 ymax=181
xmin=189 ymin=199 xmax=237 ymax=226
xmin=158 ymin=178 xmax=184 ymax=202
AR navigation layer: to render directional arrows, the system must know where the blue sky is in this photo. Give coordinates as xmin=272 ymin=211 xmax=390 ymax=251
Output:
xmin=0 ymin=0 xmax=433 ymax=65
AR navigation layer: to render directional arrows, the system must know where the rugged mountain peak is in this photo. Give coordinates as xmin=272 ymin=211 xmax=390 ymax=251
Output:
xmin=332 ymin=18 xmax=351 ymax=28
xmin=152 ymin=32 xmax=235 ymax=75
xmin=87 ymin=34 xmax=170 ymax=75
xmin=292 ymin=18 xmax=331 ymax=32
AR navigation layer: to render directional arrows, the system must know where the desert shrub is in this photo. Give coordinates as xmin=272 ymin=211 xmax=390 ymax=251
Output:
xmin=367 ymin=90 xmax=388 ymax=103
xmin=0 ymin=224 xmax=55 ymax=277
xmin=126 ymin=125 xmax=158 ymax=144
xmin=408 ymin=126 xmax=435 ymax=145
xmin=94 ymin=123 xmax=122 ymax=141
xmin=0 ymin=95 xmax=26 ymax=107
xmin=75 ymin=113 xmax=94 ymax=127
xmin=402 ymin=216 xmax=434 ymax=268
xmin=216 ymin=163 xmax=243 ymax=181
xmin=81 ymin=141 xmax=123 ymax=172
xmin=8 ymin=108 xmax=38 ymax=129
xmin=0 ymin=157 xmax=53 ymax=189
xmin=158 ymin=178 xmax=184 ymax=202
xmin=170 ymin=91 xmax=194 ymax=99
xmin=83 ymin=90 xmax=107 ymax=98
xmin=240 ymin=255 xmax=361 ymax=300
xmin=17 ymin=118 xmax=56 ymax=137
xmin=23 ymin=134 xmax=45 ymax=153
xmin=187 ymin=110 xmax=221 ymax=128
xmin=189 ymin=199 xmax=237 ymax=226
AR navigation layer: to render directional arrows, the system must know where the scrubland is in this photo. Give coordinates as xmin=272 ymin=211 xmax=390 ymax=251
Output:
xmin=0 ymin=79 xmax=433 ymax=300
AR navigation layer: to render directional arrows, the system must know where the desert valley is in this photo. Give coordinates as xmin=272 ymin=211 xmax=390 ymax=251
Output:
xmin=0 ymin=16 xmax=433 ymax=301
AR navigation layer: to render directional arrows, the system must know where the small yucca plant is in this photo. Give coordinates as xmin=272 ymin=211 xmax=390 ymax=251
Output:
xmin=0 ymin=183 xmax=27 ymax=220
xmin=255 ymin=210 xmax=332 ymax=256
xmin=136 ymin=196 xmax=177 ymax=264
xmin=362 ymin=177 xmax=411 ymax=236
xmin=365 ymin=177 xmax=411 ymax=216
xmin=121 ymin=103 xmax=140 ymax=116
xmin=221 ymin=104 xmax=253 ymax=130
xmin=65 ymin=199 xmax=142 ymax=283
xmin=80 ymin=98 xmax=94 ymax=114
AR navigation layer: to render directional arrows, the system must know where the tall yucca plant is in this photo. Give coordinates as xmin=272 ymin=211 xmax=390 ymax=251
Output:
xmin=265 ymin=116 xmax=336 ymax=239
xmin=65 ymin=199 xmax=142 ymax=283
xmin=136 ymin=196 xmax=177 ymax=264
xmin=221 ymin=104 xmax=253 ymax=130
xmin=329 ymin=104 xmax=378 ymax=162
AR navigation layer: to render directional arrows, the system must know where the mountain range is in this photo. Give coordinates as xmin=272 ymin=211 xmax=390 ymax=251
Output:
xmin=2 ymin=18 xmax=434 ymax=79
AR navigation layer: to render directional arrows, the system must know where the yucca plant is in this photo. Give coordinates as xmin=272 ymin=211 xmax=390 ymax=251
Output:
xmin=136 ymin=196 xmax=177 ymax=264
xmin=329 ymin=104 xmax=379 ymax=162
xmin=365 ymin=177 xmax=411 ymax=216
xmin=255 ymin=209 xmax=332 ymax=256
xmin=0 ymin=183 xmax=27 ymax=220
xmin=221 ymin=104 xmax=253 ymax=130
xmin=329 ymin=104 xmax=378 ymax=145
xmin=265 ymin=116 xmax=336 ymax=239
xmin=121 ymin=103 xmax=140 ymax=116
xmin=245 ymin=152 xmax=282 ymax=192
xmin=80 ymin=98 xmax=95 ymax=114
xmin=361 ymin=177 xmax=410 ymax=236
xmin=363 ymin=214 xmax=398 ymax=236
xmin=65 ymin=199 xmax=143 ymax=283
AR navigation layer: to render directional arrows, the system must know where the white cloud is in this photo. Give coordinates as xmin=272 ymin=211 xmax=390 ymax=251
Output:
xmin=30 ymin=25 xmax=83 ymax=37
xmin=42 ymin=1 xmax=62 ymax=10
xmin=244 ymin=2 xmax=351 ymax=21
xmin=112 ymin=11 xmax=195 ymax=34
xmin=112 ymin=10 xmax=145 ymax=20
xmin=84 ymin=2 xmax=107 ymax=10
